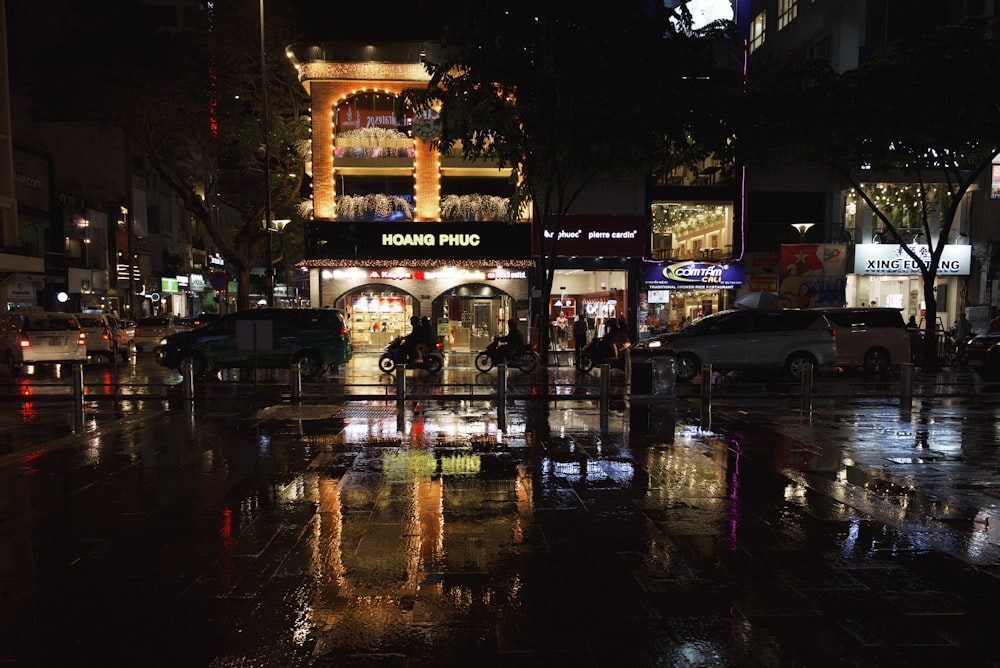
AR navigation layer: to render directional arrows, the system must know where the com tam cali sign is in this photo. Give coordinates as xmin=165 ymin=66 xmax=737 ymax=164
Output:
xmin=642 ymin=260 xmax=745 ymax=289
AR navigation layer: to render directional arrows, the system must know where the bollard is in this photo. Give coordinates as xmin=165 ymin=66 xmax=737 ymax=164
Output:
xmin=701 ymin=363 xmax=713 ymax=401
xmin=497 ymin=363 xmax=508 ymax=403
xmin=181 ymin=360 xmax=195 ymax=403
xmin=600 ymin=363 xmax=611 ymax=412
xmin=900 ymin=362 xmax=914 ymax=407
xmin=290 ymin=361 xmax=303 ymax=402
xmin=800 ymin=363 xmax=814 ymax=411
xmin=497 ymin=363 xmax=508 ymax=432
xmin=395 ymin=364 xmax=406 ymax=411
xmin=624 ymin=348 xmax=632 ymax=390
xmin=72 ymin=362 xmax=85 ymax=420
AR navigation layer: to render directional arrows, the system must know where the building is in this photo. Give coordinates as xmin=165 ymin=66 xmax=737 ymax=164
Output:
xmin=287 ymin=41 xmax=534 ymax=352
xmin=742 ymin=0 xmax=997 ymax=328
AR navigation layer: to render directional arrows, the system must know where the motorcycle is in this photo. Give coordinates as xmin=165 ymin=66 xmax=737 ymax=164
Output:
xmin=378 ymin=337 xmax=445 ymax=374
xmin=576 ymin=336 xmax=628 ymax=372
xmin=475 ymin=339 xmax=539 ymax=373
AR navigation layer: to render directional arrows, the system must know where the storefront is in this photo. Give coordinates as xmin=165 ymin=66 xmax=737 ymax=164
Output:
xmin=848 ymin=243 xmax=972 ymax=326
xmin=638 ymin=259 xmax=745 ymax=338
xmin=304 ymin=221 xmax=532 ymax=352
xmin=539 ymin=215 xmax=643 ymax=348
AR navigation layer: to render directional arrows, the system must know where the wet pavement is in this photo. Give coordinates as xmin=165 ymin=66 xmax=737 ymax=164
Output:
xmin=1 ymin=355 xmax=1000 ymax=667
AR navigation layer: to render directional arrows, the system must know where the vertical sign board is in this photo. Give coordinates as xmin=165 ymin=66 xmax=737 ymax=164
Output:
xmin=236 ymin=320 xmax=274 ymax=351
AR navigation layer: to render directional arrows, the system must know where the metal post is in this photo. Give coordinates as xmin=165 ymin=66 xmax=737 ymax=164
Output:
xmin=800 ymin=362 xmax=814 ymax=411
xmin=290 ymin=361 xmax=302 ymax=402
xmin=497 ymin=363 xmax=507 ymax=404
xmin=395 ymin=364 xmax=406 ymax=411
xmin=600 ymin=363 xmax=611 ymax=412
xmin=900 ymin=362 xmax=914 ymax=407
xmin=72 ymin=362 xmax=85 ymax=420
xmin=624 ymin=347 xmax=632 ymax=390
xmin=181 ymin=360 xmax=195 ymax=403
xmin=701 ymin=363 xmax=713 ymax=401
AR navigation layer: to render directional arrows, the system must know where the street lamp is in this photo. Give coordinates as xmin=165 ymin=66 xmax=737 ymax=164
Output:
xmin=790 ymin=222 xmax=815 ymax=243
xmin=260 ymin=0 xmax=273 ymax=306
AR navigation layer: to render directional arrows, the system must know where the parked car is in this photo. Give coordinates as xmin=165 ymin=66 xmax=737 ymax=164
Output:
xmin=180 ymin=313 xmax=221 ymax=329
xmin=807 ymin=307 xmax=911 ymax=372
xmin=133 ymin=315 xmax=182 ymax=352
xmin=962 ymin=332 xmax=1000 ymax=380
xmin=75 ymin=312 xmax=129 ymax=364
xmin=634 ymin=308 xmax=837 ymax=382
xmin=156 ymin=307 xmax=353 ymax=379
xmin=118 ymin=319 xmax=137 ymax=345
xmin=1 ymin=309 xmax=88 ymax=374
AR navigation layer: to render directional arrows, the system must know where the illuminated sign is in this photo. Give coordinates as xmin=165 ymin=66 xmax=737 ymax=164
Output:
xmin=853 ymin=244 xmax=971 ymax=275
xmin=381 ymin=233 xmax=480 ymax=247
xmin=642 ymin=260 xmax=745 ymax=288
xmin=534 ymin=215 xmax=646 ymax=257
xmin=306 ymin=221 xmax=530 ymax=260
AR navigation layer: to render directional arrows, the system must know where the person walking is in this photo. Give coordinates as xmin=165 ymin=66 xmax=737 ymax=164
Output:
xmin=572 ymin=313 xmax=588 ymax=367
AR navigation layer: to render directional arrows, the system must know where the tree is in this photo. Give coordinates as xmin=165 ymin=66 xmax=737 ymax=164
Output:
xmin=742 ymin=16 xmax=1000 ymax=370
xmin=26 ymin=0 xmax=310 ymax=310
xmin=398 ymin=0 xmax=741 ymax=357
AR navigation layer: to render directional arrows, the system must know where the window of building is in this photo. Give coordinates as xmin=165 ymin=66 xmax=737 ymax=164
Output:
xmin=777 ymin=0 xmax=797 ymax=30
xmin=651 ymin=201 xmax=734 ymax=260
xmin=809 ymin=33 xmax=832 ymax=63
xmin=749 ymin=11 xmax=766 ymax=53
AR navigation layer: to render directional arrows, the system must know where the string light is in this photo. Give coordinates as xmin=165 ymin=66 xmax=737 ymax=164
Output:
xmin=299 ymin=258 xmax=534 ymax=268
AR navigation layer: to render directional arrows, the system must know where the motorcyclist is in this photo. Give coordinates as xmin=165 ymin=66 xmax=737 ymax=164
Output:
xmin=494 ymin=318 xmax=523 ymax=363
xmin=403 ymin=315 xmax=426 ymax=363
xmin=420 ymin=316 xmax=435 ymax=349
xmin=611 ymin=316 xmax=632 ymax=360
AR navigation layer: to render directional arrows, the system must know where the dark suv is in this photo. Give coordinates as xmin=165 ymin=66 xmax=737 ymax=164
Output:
xmin=156 ymin=308 xmax=352 ymax=378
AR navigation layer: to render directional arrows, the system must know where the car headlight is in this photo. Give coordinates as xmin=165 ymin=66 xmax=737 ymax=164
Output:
xmin=159 ymin=337 xmax=168 ymax=346
xmin=647 ymin=340 xmax=662 ymax=348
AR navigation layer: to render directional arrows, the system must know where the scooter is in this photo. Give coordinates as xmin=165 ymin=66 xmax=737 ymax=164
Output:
xmin=378 ymin=337 xmax=445 ymax=374
xmin=475 ymin=339 xmax=539 ymax=373
xmin=576 ymin=336 xmax=628 ymax=372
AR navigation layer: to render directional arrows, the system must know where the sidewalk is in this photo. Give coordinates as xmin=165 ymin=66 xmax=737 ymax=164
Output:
xmin=3 ymin=356 xmax=1000 ymax=666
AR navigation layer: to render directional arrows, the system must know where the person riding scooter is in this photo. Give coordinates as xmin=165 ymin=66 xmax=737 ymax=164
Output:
xmin=494 ymin=318 xmax=523 ymax=364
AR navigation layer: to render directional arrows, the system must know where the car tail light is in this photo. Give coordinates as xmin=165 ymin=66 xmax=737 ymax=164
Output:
xmin=435 ymin=341 xmax=443 ymax=350
xmin=340 ymin=327 xmax=348 ymax=335
xmin=102 ymin=328 xmax=111 ymax=341
xmin=78 ymin=332 xmax=87 ymax=347
xmin=18 ymin=334 xmax=30 ymax=348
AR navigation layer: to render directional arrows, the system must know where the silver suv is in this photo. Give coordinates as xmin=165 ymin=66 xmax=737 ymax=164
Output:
xmin=808 ymin=308 xmax=911 ymax=372
xmin=637 ymin=308 xmax=838 ymax=382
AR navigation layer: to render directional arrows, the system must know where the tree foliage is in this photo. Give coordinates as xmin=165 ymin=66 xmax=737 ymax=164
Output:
xmin=398 ymin=0 xmax=741 ymax=354
xmin=742 ymin=16 xmax=1000 ymax=368
xmin=27 ymin=0 xmax=310 ymax=310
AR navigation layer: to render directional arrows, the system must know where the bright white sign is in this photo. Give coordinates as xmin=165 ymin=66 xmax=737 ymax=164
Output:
xmin=853 ymin=244 xmax=971 ymax=275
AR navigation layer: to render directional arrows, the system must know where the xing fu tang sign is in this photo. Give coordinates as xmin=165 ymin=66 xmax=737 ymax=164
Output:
xmin=642 ymin=260 xmax=745 ymax=289
xmin=853 ymin=244 xmax=971 ymax=275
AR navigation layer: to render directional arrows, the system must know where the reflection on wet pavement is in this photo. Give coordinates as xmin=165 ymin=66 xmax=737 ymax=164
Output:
xmin=2 ymin=364 xmax=1000 ymax=666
